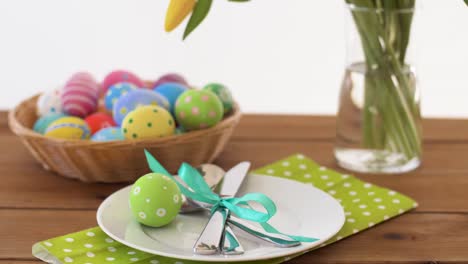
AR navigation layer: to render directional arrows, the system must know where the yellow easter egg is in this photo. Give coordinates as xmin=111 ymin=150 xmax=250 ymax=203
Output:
xmin=122 ymin=106 xmax=175 ymax=140
xmin=45 ymin=117 xmax=91 ymax=140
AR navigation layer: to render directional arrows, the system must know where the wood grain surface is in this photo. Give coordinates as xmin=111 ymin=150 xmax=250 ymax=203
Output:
xmin=1 ymin=112 xmax=467 ymax=263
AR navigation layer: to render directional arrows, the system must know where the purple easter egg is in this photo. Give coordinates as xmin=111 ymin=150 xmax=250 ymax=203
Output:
xmin=152 ymin=73 xmax=188 ymax=89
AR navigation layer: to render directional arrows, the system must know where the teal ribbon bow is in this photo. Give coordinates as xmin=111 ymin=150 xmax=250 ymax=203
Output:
xmin=144 ymin=150 xmax=318 ymax=243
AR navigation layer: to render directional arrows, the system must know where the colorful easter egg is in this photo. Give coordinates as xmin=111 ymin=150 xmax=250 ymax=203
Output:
xmin=61 ymin=72 xmax=99 ymax=117
xmin=101 ymin=70 xmax=144 ymax=95
xmin=104 ymin=82 xmax=138 ymax=111
xmin=33 ymin=113 xmax=67 ymax=134
xmin=44 ymin=116 xmax=90 ymax=140
xmin=152 ymin=73 xmax=188 ymax=89
xmin=113 ymin=89 xmax=170 ymax=125
xmin=203 ymin=83 xmax=234 ymax=114
xmin=36 ymin=89 xmax=63 ymax=117
xmin=154 ymin=82 xmax=189 ymax=114
xmin=91 ymin=127 xmax=124 ymax=141
xmin=84 ymin=112 xmax=116 ymax=135
xmin=122 ymin=106 xmax=175 ymax=140
xmin=175 ymin=90 xmax=223 ymax=131
xmin=129 ymin=173 xmax=182 ymax=227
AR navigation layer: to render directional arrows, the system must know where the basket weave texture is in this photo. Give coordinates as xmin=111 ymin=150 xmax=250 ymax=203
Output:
xmin=8 ymin=94 xmax=241 ymax=182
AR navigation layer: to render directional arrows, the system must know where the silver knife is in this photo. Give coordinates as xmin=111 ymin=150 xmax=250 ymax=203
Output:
xmin=193 ymin=162 xmax=250 ymax=255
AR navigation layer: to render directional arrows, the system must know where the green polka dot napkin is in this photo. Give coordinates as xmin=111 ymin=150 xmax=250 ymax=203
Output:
xmin=32 ymin=154 xmax=417 ymax=264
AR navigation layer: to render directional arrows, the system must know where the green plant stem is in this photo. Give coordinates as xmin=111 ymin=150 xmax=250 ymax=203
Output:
xmin=346 ymin=0 xmax=421 ymax=160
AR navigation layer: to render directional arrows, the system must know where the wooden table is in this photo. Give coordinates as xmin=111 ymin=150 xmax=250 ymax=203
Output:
xmin=1 ymin=111 xmax=468 ymax=264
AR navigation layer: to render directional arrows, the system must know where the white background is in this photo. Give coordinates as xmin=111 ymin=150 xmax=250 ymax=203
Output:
xmin=0 ymin=0 xmax=466 ymax=117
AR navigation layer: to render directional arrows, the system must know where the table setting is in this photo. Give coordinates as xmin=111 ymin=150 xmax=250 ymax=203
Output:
xmin=31 ymin=152 xmax=415 ymax=264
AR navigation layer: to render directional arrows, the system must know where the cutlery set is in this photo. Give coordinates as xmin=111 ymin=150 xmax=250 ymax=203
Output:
xmin=178 ymin=162 xmax=301 ymax=256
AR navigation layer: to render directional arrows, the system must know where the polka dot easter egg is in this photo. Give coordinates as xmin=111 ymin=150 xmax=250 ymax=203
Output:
xmin=175 ymin=90 xmax=223 ymax=131
xmin=61 ymin=72 xmax=99 ymax=117
xmin=84 ymin=112 xmax=116 ymax=135
xmin=154 ymin=82 xmax=189 ymax=114
xmin=152 ymin=73 xmax=188 ymax=89
xmin=129 ymin=172 xmax=182 ymax=227
xmin=104 ymin=82 xmax=138 ymax=111
xmin=91 ymin=127 xmax=124 ymax=141
xmin=203 ymin=83 xmax=234 ymax=114
xmin=45 ymin=116 xmax=91 ymax=140
xmin=36 ymin=88 xmax=63 ymax=117
xmin=101 ymin=70 xmax=144 ymax=95
xmin=113 ymin=89 xmax=170 ymax=125
xmin=33 ymin=113 xmax=67 ymax=134
xmin=122 ymin=106 xmax=175 ymax=140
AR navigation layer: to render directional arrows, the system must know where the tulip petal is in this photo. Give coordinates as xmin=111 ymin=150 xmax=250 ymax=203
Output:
xmin=165 ymin=0 xmax=196 ymax=32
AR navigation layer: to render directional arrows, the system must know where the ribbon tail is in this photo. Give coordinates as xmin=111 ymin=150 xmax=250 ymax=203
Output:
xmin=234 ymin=201 xmax=319 ymax=243
xmin=144 ymin=150 xmax=171 ymax=176
xmin=223 ymin=230 xmax=240 ymax=251
xmin=259 ymin=222 xmax=319 ymax=243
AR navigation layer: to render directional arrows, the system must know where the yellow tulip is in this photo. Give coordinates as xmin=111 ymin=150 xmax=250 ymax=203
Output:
xmin=165 ymin=0 xmax=196 ymax=32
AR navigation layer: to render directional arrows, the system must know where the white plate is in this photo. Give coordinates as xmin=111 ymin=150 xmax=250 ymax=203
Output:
xmin=97 ymin=174 xmax=345 ymax=262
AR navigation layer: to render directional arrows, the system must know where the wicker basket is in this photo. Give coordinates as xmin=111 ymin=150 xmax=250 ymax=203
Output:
xmin=9 ymin=94 xmax=241 ymax=183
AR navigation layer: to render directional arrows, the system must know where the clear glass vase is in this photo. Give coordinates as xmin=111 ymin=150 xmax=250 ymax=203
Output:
xmin=335 ymin=3 xmax=422 ymax=174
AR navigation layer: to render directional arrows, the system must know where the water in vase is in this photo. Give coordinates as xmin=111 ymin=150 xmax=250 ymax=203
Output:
xmin=335 ymin=62 xmax=422 ymax=174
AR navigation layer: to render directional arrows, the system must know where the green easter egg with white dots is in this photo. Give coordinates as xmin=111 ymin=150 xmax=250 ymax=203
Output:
xmin=203 ymin=83 xmax=234 ymax=114
xmin=175 ymin=90 xmax=223 ymax=131
xmin=129 ymin=173 xmax=182 ymax=227
xmin=122 ymin=105 xmax=175 ymax=140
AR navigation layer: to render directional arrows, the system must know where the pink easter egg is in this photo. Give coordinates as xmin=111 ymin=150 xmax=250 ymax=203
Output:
xmin=61 ymin=72 xmax=99 ymax=117
xmin=101 ymin=70 xmax=144 ymax=95
xmin=152 ymin=73 xmax=188 ymax=89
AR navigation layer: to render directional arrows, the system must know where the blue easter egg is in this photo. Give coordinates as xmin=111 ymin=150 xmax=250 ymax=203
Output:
xmin=33 ymin=113 xmax=67 ymax=134
xmin=154 ymin=82 xmax=189 ymax=114
xmin=91 ymin=127 xmax=125 ymax=141
xmin=113 ymin=89 xmax=170 ymax=125
xmin=104 ymin=82 xmax=138 ymax=111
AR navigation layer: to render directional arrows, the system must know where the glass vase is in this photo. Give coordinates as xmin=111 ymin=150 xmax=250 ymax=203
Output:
xmin=335 ymin=3 xmax=422 ymax=174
